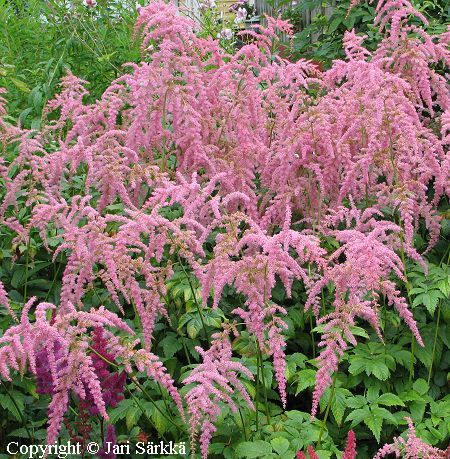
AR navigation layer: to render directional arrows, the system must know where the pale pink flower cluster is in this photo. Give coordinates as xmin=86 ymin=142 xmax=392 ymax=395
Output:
xmin=184 ymin=328 xmax=254 ymax=459
xmin=0 ymin=298 xmax=183 ymax=444
xmin=374 ymin=418 xmax=450 ymax=458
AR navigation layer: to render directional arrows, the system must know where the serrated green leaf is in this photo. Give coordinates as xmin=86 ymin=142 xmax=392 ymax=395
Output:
xmin=370 ymin=362 xmax=390 ymax=380
xmin=413 ymin=378 xmax=429 ymax=395
xmin=126 ymin=404 xmax=141 ymax=430
xmin=410 ymin=400 xmax=427 ymax=422
xmin=0 ymin=393 xmax=24 ymax=421
xmin=371 ymin=406 xmax=397 ymax=424
xmin=270 ymin=438 xmax=289 ymax=456
xmin=377 ymin=393 xmax=405 ymax=407
xmin=295 ymin=369 xmax=316 ymax=395
xmin=235 ymin=440 xmax=273 ymax=458
xmin=109 ymin=399 xmax=134 ymax=423
xmin=159 ymin=333 xmax=183 ymax=358
xmin=346 ymin=395 xmax=367 ymax=409
xmin=364 ymin=412 xmax=383 ymax=443
xmin=152 ymin=401 xmax=169 ymax=435
xmin=346 ymin=407 xmax=369 ymax=426
xmin=186 ymin=319 xmax=201 ymax=339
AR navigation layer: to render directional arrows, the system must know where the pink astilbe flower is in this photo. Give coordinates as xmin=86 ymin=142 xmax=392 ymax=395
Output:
xmin=0 ymin=298 xmax=182 ymax=444
xmin=184 ymin=327 xmax=254 ymax=459
xmin=343 ymin=430 xmax=357 ymax=459
xmin=343 ymin=30 xmax=372 ymax=61
xmin=374 ymin=418 xmax=448 ymax=458
xmin=305 ymin=446 xmax=320 ymax=459
xmin=203 ymin=210 xmax=325 ymax=406
xmin=0 ymin=280 xmax=16 ymax=321
xmin=306 ymin=214 xmax=424 ymax=417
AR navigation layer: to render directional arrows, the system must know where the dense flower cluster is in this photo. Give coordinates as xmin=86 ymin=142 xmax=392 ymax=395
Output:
xmin=374 ymin=418 xmax=450 ymax=458
xmin=184 ymin=327 xmax=254 ymax=458
xmin=0 ymin=0 xmax=448 ymax=455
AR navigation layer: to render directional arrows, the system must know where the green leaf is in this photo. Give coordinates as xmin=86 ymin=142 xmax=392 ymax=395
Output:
xmin=126 ymin=404 xmax=141 ymax=430
xmin=328 ymin=16 xmax=342 ymax=33
xmin=159 ymin=333 xmax=183 ymax=358
xmin=235 ymin=441 xmax=273 ymax=458
xmin=270 ymin=438 xmax=289 ymax=456
xmin=295 ymin=369 xmax=316 ymax=395
xmin=348 ymin=358 xmax=366 ymax=376
xmin=0 ymin=393 xmax=24 ymax=421
xmin=377 ymin=393 xmax=405 ymax=407
xmin=364 ymin=412 xmax=383 ymax=443
xmin=370 ymin=362 xmax=390 ymax=381
xmin=109 ymin=399 xmax=134 ymax=423
xmin=371 ymin=406 xmax=397 ymax=425
xmin=186 ymin=319 xmax=201 ymax=339
xmin=346 ymin=395 xmax=367 ymax=409
xmin=413 ymin=290 xmax=444 ymax=315
xmin=10 ymin=77 xmax=30 ymax=93
xmin=152 ymin=401 xmax=169 ymax=435
xmin=346 ymin=407 xmax=369 ymax=427
xmin=409 ymin=400 xmax=426 ymax=423
xmin=413 ymin=378 xmax=429 ymax=395
xmin=321 ymin=387 xmax=352 ymax=426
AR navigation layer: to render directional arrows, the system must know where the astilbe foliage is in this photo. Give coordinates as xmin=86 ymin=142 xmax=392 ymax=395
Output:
xmin=295 ymin=426 xmax=450 ymax=458
xmin=0 ymin=0 xmax=448 ymax=455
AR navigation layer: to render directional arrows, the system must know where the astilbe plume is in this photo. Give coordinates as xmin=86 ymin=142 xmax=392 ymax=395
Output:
xmin=296 ymin=445 xmax=320 ymax=459
xmin=0 ymin=0 xmax=448 ymax=451
xmin=0 ymin=298 xmax=183 ymax=444
xmin=184 ymin=327 xmax=254 ymax=459
xmin=86 ymin=327 xmax=126 ymax=415
xmin=374 ymin=418 xmax=449 ymax=458
xmin=306 ymin=208 xmax=424 ymax=417
xmin=202 ymin=209 xmax=326 ymax=406
xmin=343 ymin=430 xmax=357 ymax=459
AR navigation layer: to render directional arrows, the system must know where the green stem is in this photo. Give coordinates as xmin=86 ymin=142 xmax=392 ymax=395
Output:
xmin=238 ymin=408 xmax=247 ymax=441
xmin=409 ymin=336 xmax=415 ymax=383
xmin=177 ymin=253 xmax=209 ymax=344
xmin=157 ymin=382 xmax=171 ymax=414
xmin=427 ymin=305 xmax=441 ymax=386
xmin=22 ymin=234 xmax=31 ymax=302
xmin=317 ymin=371 xmax=337 ymax=449
xmin=255 ymin=350 xmax=260 ymax=436
xmin=100 ymin=418 xmax=104 ymax=444
xmin=310 ymin=313 xmax=316 ymax=358
xmin=44 ymin=258 xmax=62 ymax=303
xmin=258 ymin=347 xmax=271 ymax=424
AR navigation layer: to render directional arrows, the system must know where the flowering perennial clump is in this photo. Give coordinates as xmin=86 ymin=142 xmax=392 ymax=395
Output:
xmin=374 ymin=418 xmax=450 ymax=458
xmin=0 ymin=0 xmax=448 ymax=456
xmin=184 ymin=327 xmax=254 ymax=458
